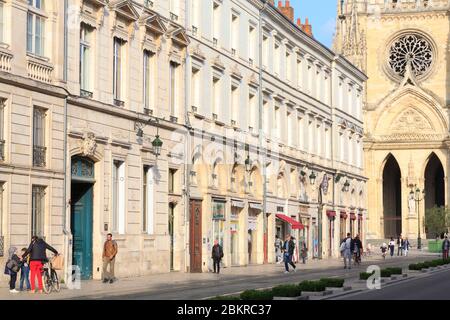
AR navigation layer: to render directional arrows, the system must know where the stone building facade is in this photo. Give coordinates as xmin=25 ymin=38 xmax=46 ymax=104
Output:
xmin=0 ymin=0 xmax=367 ymax=281
xmin=185 ymin=0 xmax=367 ymax=273
xmin=334 ymin=0 xmax=450 ymax=241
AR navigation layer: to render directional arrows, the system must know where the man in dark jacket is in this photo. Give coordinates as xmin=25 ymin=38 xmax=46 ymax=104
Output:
xmin=211 ymin=240 xmax=224 ymax=274
xmin=283 ymin=235 xmax=296 ymax=273
xmin=353 ymin=234 xmax=363 ymax=264
xmin=23 ymin=236 xmax=58 ymax=293
xmin=442 ymin=236 xmax=450 ymax=260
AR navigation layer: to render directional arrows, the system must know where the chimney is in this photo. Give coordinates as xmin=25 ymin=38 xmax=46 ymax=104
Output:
xmin=296 ymin=18 xmax=302 ymax=27
xmin=302 ymin=17 xmax=313 ymax=37
xmin=278 ymin=0 xmax=294 ymax=22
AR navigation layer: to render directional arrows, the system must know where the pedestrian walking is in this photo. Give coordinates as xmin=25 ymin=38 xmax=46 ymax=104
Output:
xmin=403 ymin=238 xmax=410 ymax=256
xmin=19 ymin=248 xmax=31 ymax=292
xmin=380 ymin=242 xmax=388 ymax=259
xmin=353 ymin=234 xmax=363 ymax=265
xmin=274 ymin=235 xmax=283 ymax=264
xmin=211 ymin=240 xmax=224 ymax=274
xmin=4 ymin=247 xmax=20 ymax=294
xmin=22 ymin=236 xmax=58 ymax=294
xmin=300 ymin=241 xmax=308 ymax=264
xmin=389 ymin=237 xmax=395 ymax=257
xmin=283 ymin=234 xmax=296 ymax=273
xmin=397 ymin=235 xmax=404 ymax=256
xmin=102 ymin=233 xmax=118 ymax=283
xmin=442 ymin=236 xmax=450 ymax=260
xmin=340 ymin=233 xmax=354 ymax=269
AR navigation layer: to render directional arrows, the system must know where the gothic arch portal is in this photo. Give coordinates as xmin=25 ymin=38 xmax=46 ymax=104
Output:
xmin=382 ymin=154 xmax=402 ymax=238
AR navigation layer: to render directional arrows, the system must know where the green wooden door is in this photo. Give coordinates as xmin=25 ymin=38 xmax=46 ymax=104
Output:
xmin=71 ymin=183 xmax=93 ymax=280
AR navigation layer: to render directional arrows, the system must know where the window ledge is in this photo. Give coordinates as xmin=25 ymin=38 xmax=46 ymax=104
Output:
xmin=26 ymin=52 xmax=51 ymax=65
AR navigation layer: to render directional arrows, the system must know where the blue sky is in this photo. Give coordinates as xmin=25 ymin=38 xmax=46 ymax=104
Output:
xmin=291 ymin=0 xmax=337 ymax=48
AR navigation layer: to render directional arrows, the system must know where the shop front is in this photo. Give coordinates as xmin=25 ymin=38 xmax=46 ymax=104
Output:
xmin=311 ymin=217 xmax=319 ymax=259
xmin=230 ymin=200 xmax=245 ymax=266
xmin=326 ymin=211 xmax=336 ymax=257
xmin=212 ymin=199 xmax=226 ymax=247
xmin=248 ymin=202 xmax=263 ymax=265
xmin=350 ymin=212 xmax=356 ymax=237
xmin=340 ymin=211 xmax=348 ymax=242
xmin=357 ymin=212 xmax=363 ymax=240
xmin=275 ymin=213 xmax=304 ymax=262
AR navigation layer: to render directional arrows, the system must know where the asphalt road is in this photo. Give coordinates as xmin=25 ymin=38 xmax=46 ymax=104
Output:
xmin=73 ymin=256 xmax=432 ymax=300
xmin=339 ymin=268 xmax=450 ymax=300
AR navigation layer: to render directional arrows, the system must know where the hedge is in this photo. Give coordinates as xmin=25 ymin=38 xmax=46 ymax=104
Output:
xmin=385 ymin=267 xmax=402 ymax=275
xmin=298 ymin=280 xmax=326 ymax=292
xmin=319 ymin=278 xmax=345 ymax=288
xmin=380 ymin=269 xmax=393 ymax=278
xmin=360 ymin=271 xmax=375 ymax=280
xmin=272 ymin=284 xmax=302 ymax=297
xmin=240 ymin=290 xmax=274 ymax=301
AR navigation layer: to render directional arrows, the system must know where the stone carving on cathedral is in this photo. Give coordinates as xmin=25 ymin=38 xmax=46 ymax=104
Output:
xmin=81 ymin=132 xmax=97 ymax=158
xmin=391 ymin=108 xmax=433 ymax=133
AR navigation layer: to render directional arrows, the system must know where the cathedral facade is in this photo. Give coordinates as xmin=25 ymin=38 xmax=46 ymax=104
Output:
xmin=334 ymin=0 xmax=450 ymax=241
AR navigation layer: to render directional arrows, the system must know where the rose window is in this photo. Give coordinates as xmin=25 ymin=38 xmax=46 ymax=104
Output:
xmin=388 ymin=34 xmax=433 ymax=79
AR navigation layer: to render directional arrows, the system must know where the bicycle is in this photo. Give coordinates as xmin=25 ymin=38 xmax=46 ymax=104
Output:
xmin=42 ymin=257 xmax=60 ymax=294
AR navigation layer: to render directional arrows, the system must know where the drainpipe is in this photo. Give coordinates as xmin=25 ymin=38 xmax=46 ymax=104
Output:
xmin=62 ymin=0 xmax=70 ymax=284
xmin=184 ymin=0 xmax=192 ymax=273
xmin=259 ymin=0 xmax=268 ymax=264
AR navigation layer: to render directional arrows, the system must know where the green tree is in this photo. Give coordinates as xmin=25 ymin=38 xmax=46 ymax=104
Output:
xmin=424 ymin=206 xmax=450 ymax=238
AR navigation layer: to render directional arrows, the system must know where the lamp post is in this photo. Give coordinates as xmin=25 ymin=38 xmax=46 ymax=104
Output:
xmin=414 ymin=186 xmax=425 ymax=250
xmin=135 ymin=117 xmax=163 ymax=158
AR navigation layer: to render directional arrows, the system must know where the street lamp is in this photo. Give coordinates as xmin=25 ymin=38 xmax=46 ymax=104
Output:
xmin=414 ymin=185 xmax=425 ymax=250
xmin=343 ymin=180 xmax=350 ymax=192
xmin=245 ymin=155 xmax=252 ymax=173
xmin=309 ymin=171 xmax=317 ymax=185
xmin=151 ymin=134 xmax=163 ymax=157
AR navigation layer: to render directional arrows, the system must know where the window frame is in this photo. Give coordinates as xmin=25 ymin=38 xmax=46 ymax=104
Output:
xmin=27 ymin=0 xmax=47 ymax=57
xmin=31 ymin=185 xmax=46 ymax=238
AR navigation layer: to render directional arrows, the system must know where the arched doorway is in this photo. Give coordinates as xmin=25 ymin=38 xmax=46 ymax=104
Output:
xmin=71 ymin=156 xmax=95 ymax=280
xmin=383 ymin=155 xmax=402 ymax=238
xmin=425 ymin=153 xmax=445 ymax=238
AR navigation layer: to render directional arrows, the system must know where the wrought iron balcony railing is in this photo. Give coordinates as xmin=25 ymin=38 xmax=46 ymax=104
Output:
xmin=33 ymin=145 xmax=46 ymax=167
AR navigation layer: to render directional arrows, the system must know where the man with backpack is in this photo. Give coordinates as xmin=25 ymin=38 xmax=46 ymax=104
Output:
xmin=340 ymin=233 xmax=354 ymax=269
xmin=442 ymin=236 xmax=450 ymax=260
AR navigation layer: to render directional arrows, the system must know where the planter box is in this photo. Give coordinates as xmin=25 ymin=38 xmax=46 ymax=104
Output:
xmin=326 ymin=286 xmax=352 ymax=293
xmin=273 ymin=296 xmax=308 ymax=301
xmin=301 ymin=290 xmax=333 ymax=297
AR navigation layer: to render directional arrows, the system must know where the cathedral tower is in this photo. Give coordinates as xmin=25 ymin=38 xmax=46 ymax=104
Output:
xmin=334 ymin=0 xmax=450 ymax=242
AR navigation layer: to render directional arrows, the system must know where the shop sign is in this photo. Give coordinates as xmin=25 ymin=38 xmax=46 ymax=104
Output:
xmin=299 ymin=205 xmax=309 ymax=215
xmin=212 ymin=201 xmax=226 ymax=220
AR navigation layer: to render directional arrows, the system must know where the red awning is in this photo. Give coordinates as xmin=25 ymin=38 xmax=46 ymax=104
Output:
xmin=358 ymin=213 xmax=363 ymax=220
xmin=350 ymin=213 xmax=356 ymax=220
xmin=276 ymin=214 xmax=304 ymax=230
xmin=326 ymin=210 xmax=336 ymax=218
xmin=340 ymin=211 xmax=348 ymax=219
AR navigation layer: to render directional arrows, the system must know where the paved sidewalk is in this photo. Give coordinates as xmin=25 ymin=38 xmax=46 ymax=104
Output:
xmin=0 ymin=250 xmax=438 ymax=300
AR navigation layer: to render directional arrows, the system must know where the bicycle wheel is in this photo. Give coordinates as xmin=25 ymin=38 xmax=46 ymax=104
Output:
xmin=51 ymin=270 xmax=60 ymax=292
xmin=42 ymin=271 xmax=52 ymax=294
